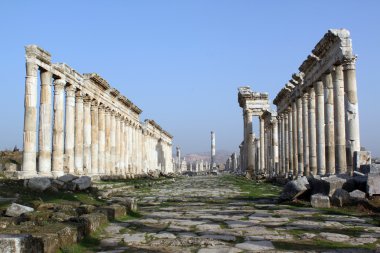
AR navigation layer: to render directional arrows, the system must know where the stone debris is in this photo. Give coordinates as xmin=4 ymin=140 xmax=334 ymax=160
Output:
xmin=331 ymin=188 xmax=350 ymax=207
xmin=5 ymin=203 xmax=34 ymax=217
xmin=311 ymin=194 xmax=331 ymax=208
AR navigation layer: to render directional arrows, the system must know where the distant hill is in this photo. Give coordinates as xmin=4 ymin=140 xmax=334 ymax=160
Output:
xmin=183 ymin=150 xmax=234 ymax=164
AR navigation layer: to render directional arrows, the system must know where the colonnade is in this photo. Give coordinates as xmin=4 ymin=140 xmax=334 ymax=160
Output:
xmin=21 ymin=45 xmax=173 ymax=179
xmin=237 ymin=29 xmax=361 ymax=178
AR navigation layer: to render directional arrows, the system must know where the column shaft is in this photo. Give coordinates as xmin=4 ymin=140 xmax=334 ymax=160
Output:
xmin=91 ymin=101 xmax=99 ymax=175
xmin=98 ymin=105 xmax=106 ymax=174
xmin=288 ymin=108 xmax=293 ymax=176
xmin=333 ymin=65 xmax=347 ymax=173
xmin=38 ymin=69 xmax=52 ymax=176
xmin=284 ymin=113 xmax=289 ymax=175
xmin=309 ymin=87 xmax=317 ymax=175
xmin=83 ymin=98 xmax=92 ymax=175
xmin=65 ymin=86 xmax=75 ymax=174
xmin=52 ymin=79 xmax=66 ymax=177
xmin=323 ymin=72 xmax=335 ymax=174
xmin=110 ymin=112 xmax=116 ymax=174
xmin=22 ymin=61 xmax=39 ymax=178
xmin=296 ymin=97 xmax=304 ymax=176
xmin=292 ymin=101 xmax=298 ymax=176
xmin=105 ymin=109 xmax=111 ymax=175
xmin=74 ymin=91 xmax=84 ymax=175
xmin=302 ymin=93 xmax=310 ymax=176
xmin=260 ymin=116 xmax=265 ymax=174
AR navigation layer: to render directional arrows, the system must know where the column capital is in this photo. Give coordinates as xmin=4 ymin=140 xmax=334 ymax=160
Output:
xmin=342 ymin=57 xmax=357 ymax=71
xmin=54 ymin=79 xmax=66 ymax=89
xmin=83 ymin=96 xmax=92 ymax=104
xmin=75 ymin=90 xmax=83 ymax=99
xmin=66 ymin=85 xmax=76 ymax=97
xmin=91 ymin=100 xmax=99 ymax=108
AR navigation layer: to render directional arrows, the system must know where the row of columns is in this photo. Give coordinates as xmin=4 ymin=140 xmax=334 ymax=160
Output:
xmin=276 ymin=60 xmax=360 ymax=177
xmin=22 ymin=60 xmax=172 ymax=178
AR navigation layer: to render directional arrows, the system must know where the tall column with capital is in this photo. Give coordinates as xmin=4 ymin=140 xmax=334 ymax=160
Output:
xmin=22 ymin=61 xmax=39 ymax=178
xmin=315 ymin=81 xmax=326 ymax=175
xmin=323 ymin=72 xmax=335 ymax=175
xmin=105 ymin=108 xmax=111 ymax=175
xmin=110 ymin=111 xmax=116 ymax=174
xmin=83 ymin=97 xmax=92 ymax=175
xmin=98 ymin=105 xmax=106 ymax=175
xmin=343 ymin=59 xmax=360 ymax=173
xmin=91 ymin=101 xmax=99 ymax=175
xmin=65 ymin=85 xmax=75 ymax=174
xmin=259 ymin=116 xmax=265 ymax=174
xmin=332 ymin=65 xmax=347 ymax=173
xmin=74 ymin=91 xmax=84 ymax=175
xmin=284 ymin=112 xmax=289 ymax=175
xmin=38 ymin=69 xmax=52 ymax=176
xmin=52 ymin=79 xmax=66 ymax=177
xmin=278 ymin=116 xmax=283 ymax=174
xmin=308 ymin=87 xmax=317 ymax=175
xmin=296 ymin=97 xmax=304 ymax=176
xmin=288 ymin=107 xmax=293 ymax=176
xmin=292 ymin=101 xmax=298 ymax=176
xmin=302 ymin=93 xmax=310 ymax=176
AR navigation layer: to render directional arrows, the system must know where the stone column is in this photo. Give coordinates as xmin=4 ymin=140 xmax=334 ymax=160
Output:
xmin=110 ymin=111 xmax=116 ymax=174
xmin=332 ymin=65 xmax=347 ymax=173
xmin=323 ymin=72 xmax=335 ymax=175
xmin=105 ymin=108 xmax=111 ymax=175
xmin=115 ymin=115 xmax=121 ymax=174
xmin=273 ymin=118 xmax=279 ymax=175
xmin=83 ymin=97 xmax=92 ymax=175
xmin=22 ymin=61 xmax=39 ymax=178
xmin=38 ymin=69 xmax=52 ymax=176
xmin=284 ymin=112 xmax=289 ymax=175
xmin=65 ymin=85 xmax=76 ymax=174
xmin=244 ymin=110 xmax=254 ymax=178
xmin=315 ymin=80 xmax=326 ymax=175
xmin=343 ymin=59 xmax=360 ymax=173
xmin=52 ymin=79 xmax=66 ymax=177
xmin=259 ymin=116 xmax=265 ymax=174
xmin=278 ymin=116 xmax=283 ymax=174
xmin=308 ymin=87 xmax=317 ymax=175
xmin=120 ymin=119 xmax=126 ymax=175
xmin=211 ymin=131 xmax=216 ymax=169
xmin=302 ymin=93 xmax=310 ymax=176
xmin=91 ymin=100 xmax=99 ymax=175
xmin=292 ymin=101 xmax=298 ymax=176
xmin=98 ymin=105 xmax=106 ymax=175
xmin=296 ymin=97 xmax=304 ymax=176
xmin=288 ymin=107 xmax=293 ymax=176
xmin=74 ymin=91 xmax=84 ymax=175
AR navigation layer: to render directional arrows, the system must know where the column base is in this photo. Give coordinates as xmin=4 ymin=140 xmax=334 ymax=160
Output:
xmin=17 ymin=171 xmax=38 ymax=179
xmin=51 ymin=171 xmax=65 ymax=178
xmin=38 ymin=171 xmax=53 ymax=178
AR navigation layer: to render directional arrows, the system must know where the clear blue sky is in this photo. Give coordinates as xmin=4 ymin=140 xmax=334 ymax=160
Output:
xmin=0 ymin=1 xmax=379 ymax=157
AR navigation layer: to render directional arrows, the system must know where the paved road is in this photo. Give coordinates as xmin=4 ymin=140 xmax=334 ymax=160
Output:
xmin=98 ymin=175 xmax=380 ymax=253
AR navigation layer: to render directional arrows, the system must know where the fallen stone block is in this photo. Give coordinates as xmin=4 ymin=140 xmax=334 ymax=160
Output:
xmin=76 ymin=204 xmax=96 ymax=215
xmin=331 ymin=189 xmax=350 ymax=207
xmin=96 ymin=204 xmax=126 ymax=220
xmin=0 ymin=234 xmax=43 ymax=253
xmin=76 ymin=213 xmax=108 ymax=235
xmin=57 ymin=174 xmax=78 ymax=183
xmin=280 ymin=176 xmax=309 ymax=200
xmin=349 ymin=189 xmax=366 ymax=200
xmin=25 ymin=177 xmax=51 ymax=192
xmin=6 ymin=203 xmax=34 ymax=217
xmin=367 ymin=173 xmax=380 ymax=196
xmin=111 ymin=197 xmax=138 ymax=212
xmin=310 ymin=175 xmax=346 ymax=197
xmin=311 ymin=194 xmax=330 ymax=208
xmin=71 ymin=176 xmax=92 ymax=191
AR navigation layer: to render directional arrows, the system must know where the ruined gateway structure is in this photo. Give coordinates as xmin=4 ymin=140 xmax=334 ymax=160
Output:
xmin=21 ymin=45 xmax=173 ymax=179
xmin=235 ymin=29 xmax=363 ymax=178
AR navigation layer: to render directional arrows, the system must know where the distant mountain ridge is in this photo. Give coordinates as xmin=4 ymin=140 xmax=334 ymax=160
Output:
xmin=182 ymin=150 xmax=234 ymax=164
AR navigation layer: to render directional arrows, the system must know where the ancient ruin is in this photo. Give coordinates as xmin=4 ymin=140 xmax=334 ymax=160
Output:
xmin=235 ymin=29 xmax=363 ymax=178
xmin=21 ymin=45 xmax=173 ymax=179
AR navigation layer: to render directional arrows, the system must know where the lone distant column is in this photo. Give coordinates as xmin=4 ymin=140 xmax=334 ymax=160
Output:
xmin=91 ymin=101 xmax=99 ymax=175
xmin=302 ymin=93 xmax=310 ymax=176
xmin=343 ymin=59 xmax=360 ymax=173
xmin=308 ymin=87 xmax=317 ymax=175
xmin=65 ymin=85 xmax=76 ymax=174
xmin=83 ymin=97 xmax=92 ymax=175
xmin=74 ymin=91 xmax=84 ymax=175
xmin=52 ymin=79 xmax=66 ymax=177
xmin=22 ymin=61 xmax=39 ymax=178
xmin=296 ymin=97 xmax=304 ymax=176
xmin=259 ymin=116 xmax=265 ymax=174
xmin=323 ymin=72 xmax=335 ymax=175
xmin=98 ymin=105 xmax=106 ymax=175
xmin=211 ymin=131 xmax=216 ymax=169
xmin=38 ymin=69 xmax=52 ymax=176
xmin=332 ymin=65 xmax=347 ymax=173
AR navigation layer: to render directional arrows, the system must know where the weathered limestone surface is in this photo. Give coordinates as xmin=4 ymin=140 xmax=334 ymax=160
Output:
xmin=21 ymin=45 xmax=173 ymax=178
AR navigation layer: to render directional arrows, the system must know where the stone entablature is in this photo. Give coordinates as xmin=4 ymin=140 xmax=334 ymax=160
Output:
xmin=21 ymin=45 xmax=173 ymax=178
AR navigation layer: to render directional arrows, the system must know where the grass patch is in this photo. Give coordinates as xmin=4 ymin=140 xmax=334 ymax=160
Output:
xmin=220 ymin=175 xmax=282 ymax=199
xmin=116 ymin=210 xmax=143 ymax=222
